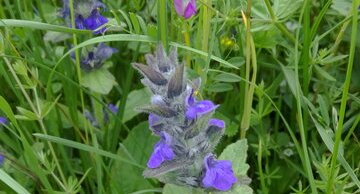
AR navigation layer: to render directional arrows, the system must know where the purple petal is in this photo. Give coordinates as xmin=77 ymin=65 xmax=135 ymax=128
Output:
xmin=0 ymin=117 xmax=8 ymax=125
xmin=108 ymin=104 xmax=118 ymax=114
xmin=84 ymin=10 xmax=108 ymax=33
xmin=186 ymin=100 xmax=217 ymax=119
xmin=149 ymin=114 xmax=161 ymax=127
xmin=174 ymin=0 xmax=184 ymax=16
xmin=209 ymin=118 xmax=225 ymax=129
xmin=147 ymin=132 xmax=174 ymax=168
xmin=183 ymin=0 xmax=197 ymax=19
xmin=202 ymin=167 xmax=216 ymax=187
xmin=75 ymin=16 xmax=86 ymax=29
xmin=202 ymin=154 xmax=237 ymax=191
xmin=186 ymin=90 xmax=196 ymax=106
xmin=147 ymin=141 xmax=174 ymax=168
xmin=0 ymin=154 xmax=4 ymax=166
xmin=95 ymin=43 xmax=118 ymax=61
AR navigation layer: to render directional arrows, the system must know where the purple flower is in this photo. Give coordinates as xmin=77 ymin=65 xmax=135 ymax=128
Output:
xmin=80 ymin=43 xmax=118 ymax=71
xmin=174 ymin=0 xmax=197 ymax=19
xmin=0 ymin=154 xmax=4 ymax=166
xmin=108 ymin=104 xmax=118 ymax=114
xmin=202 ymin=154 xmax=237 ymax=191
xmin=185 ymin=91 xmax=218 ymax=119
xmin=0 ymin=117 xmax=7 ymax=125
xmin=61 ymin=0 xmax=108 ymax=34
xmin=208 ymin=118 xmax=225 ymax=129
xmin=147 ymin=132 xmax=175 ymax=168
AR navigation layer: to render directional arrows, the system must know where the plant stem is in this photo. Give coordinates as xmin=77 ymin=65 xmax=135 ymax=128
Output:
xmin=326 ymin=0 xmax=359 ymax=192
xmin=158 ymin=0 xmax=168 ymax=50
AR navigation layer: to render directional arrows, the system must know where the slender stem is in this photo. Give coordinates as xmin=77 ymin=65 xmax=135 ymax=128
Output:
xmin=258 ymin=139 xmax=268 ymax=194
xmin=158 ymin=0 xmax=168 ymax=50
xmin=326 ymin=0 xmax=359 ymax=192
xmin=69 ymin=0 xmax=89 ymax=143
xmin=294 ymin=1 xmax=318 ymax=193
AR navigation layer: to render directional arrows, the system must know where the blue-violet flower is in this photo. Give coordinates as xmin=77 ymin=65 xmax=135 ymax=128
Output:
xmin=133 ymin=45 xmax=237 ymax=191
xmin=202 ymin=154 xmax=237 ymax=191
xmin=0 ymin=154 xmax=4 ymax=166
xmin=61 ymin=0 xmax=108 ymax=34
xmin=79 ymin=43 xmax=118 ymax=71
xmin=147 ymin=132 xmax=175 ymax=168
xmin=0 ymin=117 xmax=7 ymax=125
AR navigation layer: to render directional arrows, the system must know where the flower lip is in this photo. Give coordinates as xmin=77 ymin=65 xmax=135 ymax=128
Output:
xmin=186 ymin=100 xmax=218 ymax=120
xmin=147 ymin=131 xmax=175 ymax=168
xmin=202 ymin=154 xmax=237 ymax=191
xmin=208 ymin=119 xmax=225 ymax=129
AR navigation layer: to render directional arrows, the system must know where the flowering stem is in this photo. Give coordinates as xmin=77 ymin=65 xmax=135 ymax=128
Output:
xmin=326 ymin=0 xmax=359 ymax=192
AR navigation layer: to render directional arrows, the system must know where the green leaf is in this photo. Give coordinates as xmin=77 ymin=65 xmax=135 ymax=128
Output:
xmin=129 ymin=12 xmax=141 ymax=34
xmin=0 ymin=19 xmax=90 ymax=34
xmin=123 ymin=88 xmax=152 ymax=123
xmin=213 ymin=73 xmax=242 ymax=83
xmin=0 ymin=169 xmax=31 ymax=194
xmin=219 ymin=139 xmax=250 ymax=177
xmin=40 ymin=95 xmax=61 ymax=119
xmin=215 ymin=184 xmax=253 ymax=194
xmin=205 ymin=83 xmax=234 ymax=93
xmin=314 ymin=65 xmax=336 ymax=82
xmin=81 ymin=68 xmax=116 ymax=94
xmin=33 ymin=133 xmax=142 ymax=168
xmin=280 ymin=65 xmax=298 ymax=98
xmin=110 ymin=122 xmax=158 ymax=193
xmin=16 ymin=107 xmax=38 ymax=120
xmin=309 ymin=113 xmax=360 ymax=189
xmin=163 ymin=184 xmax=203 ymax=194
xmin=218 ymin=140 xmax=253 ymax=194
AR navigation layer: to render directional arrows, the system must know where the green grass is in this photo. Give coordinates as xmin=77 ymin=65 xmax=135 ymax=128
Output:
xmin=0 ymin=0 xmax=360 ymax=193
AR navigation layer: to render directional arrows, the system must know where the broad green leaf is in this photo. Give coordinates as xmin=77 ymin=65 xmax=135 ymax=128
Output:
xmin=205 ymin=83 xmax=233 ymax=93
xmin=331 ymin=0 xmax=352 ymax=16
xmin=81 ymin=68 xmax=116 ymax=94
xmin=123 ymin=88 xmax=152 ymax=123
xmin=215 ymin=184 xmax=253 ymax=194
xmin=273 ymin=0 xmax=302 ymax=20
xmin=213 ymin=73 xmax=242 ymax=83
xmin=218 ymin=140 xmax=253 ymax=194
xmin=163 ymin=184 xmax=203 ymax=194
xmin=219 ymin=139 xmax=250 ymax=177
xmin=110 ymin=122 xmax=158 ymax=193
